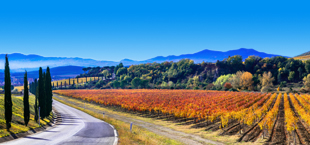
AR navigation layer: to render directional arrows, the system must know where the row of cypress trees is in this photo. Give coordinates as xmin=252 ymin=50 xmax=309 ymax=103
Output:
xmin=29 ymin=67 xmax=53 ymax=120
xmin=4 ymin=54 xmax=52 ymax=130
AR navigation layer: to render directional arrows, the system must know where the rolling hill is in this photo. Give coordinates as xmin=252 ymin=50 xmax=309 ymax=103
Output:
xmin=294 ymin=51 xmax=310 ymax=60
xmin=121 ymin=48 xmax=284 ymax=65
xmin=0 ymin=48 xmax=284 ymax=73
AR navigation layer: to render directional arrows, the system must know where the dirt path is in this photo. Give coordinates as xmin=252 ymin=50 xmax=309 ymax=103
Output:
xmin=53 ymin=94 xmax=224 ymax=145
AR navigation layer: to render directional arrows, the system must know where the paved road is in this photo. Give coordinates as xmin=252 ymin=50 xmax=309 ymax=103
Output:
xmin=2 ymin=99 xmax=118 ymax=145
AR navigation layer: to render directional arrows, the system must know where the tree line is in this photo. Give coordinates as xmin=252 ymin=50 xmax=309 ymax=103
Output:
xmin=29 ymin=67 xmax=53 ymax=120
xmin=3 ymin=54 xmax=52 ymax=130
xmin=55 ymin=55 xmax=310 ymax=92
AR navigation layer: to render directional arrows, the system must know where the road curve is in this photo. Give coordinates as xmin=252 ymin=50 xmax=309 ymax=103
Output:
xmin=2 ymin=99 xmax=118 ymax=145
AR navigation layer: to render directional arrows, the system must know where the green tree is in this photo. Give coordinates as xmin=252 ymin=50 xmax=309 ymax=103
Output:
xmin=305 ymin=60 xmax=310 ymax=74
xmin=45 ymin=67 xmax=52 ymax=117
xmin=116 ymin=67 xmax=127 ymax=76
xmin=38 ymin=67 xmax=46 ymax=119
xmin=288 ymin=71 xmax=295 ymax=82
xmin=244 ymin=56 xmax=262 ymax=74
xmin=101 ymin=70 xmax=110 ymax=79
xmin=4 ymin=54 xmax=12 ymax=130
xmin=120 ymin=80 xmax=127 ymax=89
xmin=227 ymin=55 xmax=243 ymax=74
xmin=23 ymin=71 xmax=30 ymax=126
xmin=34 ymin=79 xmax=39 ymax=122
xmin=303 ymin=74 xmax=310 ymax=89
xmin=140 ymin=79 xmax=149 ymax=88
xmin=114 ymin=62 xmax=124 ymax=75
xmin=113 ymin=81 xmax=120 ymax=88
xmin=131 ymin=77 xmax=141 ymax=88
xmin=213 ymin=74 xmax=234 ymax=89
xmin=298 ymin=67 xmax=303 ymax=80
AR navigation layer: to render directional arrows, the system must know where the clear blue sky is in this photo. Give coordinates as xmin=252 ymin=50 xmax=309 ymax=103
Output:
xmin=0 ymin=0 xmax=309 ymax=61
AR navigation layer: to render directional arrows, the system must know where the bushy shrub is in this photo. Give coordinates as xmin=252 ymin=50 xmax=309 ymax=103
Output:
xmin=205 ymin=83 xmax=215 ymax=90
xmin=213 ymin=74 xmax=234 ymax=89
xmin=224 ymin=82 xmax=232 ymax=90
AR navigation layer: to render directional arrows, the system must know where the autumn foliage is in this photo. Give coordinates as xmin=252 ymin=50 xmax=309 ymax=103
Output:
xmin=223 ymin=82 xmax=232 ymax=89
xmin=53 ymin=89 xmax=310 ymax=141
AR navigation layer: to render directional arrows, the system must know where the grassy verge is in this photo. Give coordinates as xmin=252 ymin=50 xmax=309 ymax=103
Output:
xmin=54 ymin=96 xmax=183 ymax=145
xmin=0 ymin=94 xmax=52 ymax=138
xmin=54 ymin=94 xmax=265 ymax=145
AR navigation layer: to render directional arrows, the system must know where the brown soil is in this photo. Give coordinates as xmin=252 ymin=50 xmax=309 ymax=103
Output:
xmin=288 ymin=95 xmax=310 ymax=145
xmin=265 ymin=95 xmax=286 ymax=145
xmin=235 ymin=94 xmax=279 ymax=143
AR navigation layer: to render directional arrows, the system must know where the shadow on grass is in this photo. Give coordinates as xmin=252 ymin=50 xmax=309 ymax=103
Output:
xmin=9 ymin=131 xmax=18 ymax=139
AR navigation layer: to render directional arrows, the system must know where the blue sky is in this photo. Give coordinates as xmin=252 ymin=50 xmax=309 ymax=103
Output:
xmin=0 ymin=0 xmax=309 ymax=61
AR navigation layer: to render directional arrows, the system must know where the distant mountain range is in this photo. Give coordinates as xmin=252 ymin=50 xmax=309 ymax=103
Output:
xmin=0 ymin=48 xmax=284 ymax=73
xmin=0 ymin=66 xmax=84 ymax=85
xmin=120 ymin=48 xmax=284 ymax=65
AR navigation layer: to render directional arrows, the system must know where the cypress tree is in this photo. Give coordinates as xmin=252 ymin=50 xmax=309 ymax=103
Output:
xmin=34 ymin=79 xmax=39 ymax=122
xmin=77 ymin=78 xmax=79 ymax=84
xmin=69 ymin=78 xmax=71 ymax=85
xmin=86 ymin=76 xmax=87 ymax=82
xmin=31 ymin=82 xmax=34 ymax=94
xmin=38 ymin=67 xmax=46 ymax=119
xmin=57 ymin=82 xmax=58 ymax=88
xmin=45 ymin=67 xmax=52 ymax=117
xmin=4 ymin=54 xmax=12 ymax=130
xmin=23 ymin=71 xmax=30 ymax=126
xmin=29 ymin=82 xmax=32 ymax=94
xmin=60 ymin=82 xmax=62 ymax=88
xmin=43 ymin=72 xmax=48 ymax=118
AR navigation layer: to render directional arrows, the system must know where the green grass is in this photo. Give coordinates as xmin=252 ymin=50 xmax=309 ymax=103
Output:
xmin=0 ymin=94 xmax=52 ymax=137
xmin=54 ymin=96 xmax=183 ymax=145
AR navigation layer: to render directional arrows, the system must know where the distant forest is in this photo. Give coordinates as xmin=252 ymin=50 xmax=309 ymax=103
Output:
xmin=60 ymin=55 xmax=310 ymax=92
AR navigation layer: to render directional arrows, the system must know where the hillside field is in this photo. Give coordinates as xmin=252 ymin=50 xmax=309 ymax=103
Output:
xmin=294 ymin=55 xmax=310 ymax=60
xmin=54 ymin=89 xmax=310 ymax=144
xmin=0 ymin=94 xmax=52 ymax=137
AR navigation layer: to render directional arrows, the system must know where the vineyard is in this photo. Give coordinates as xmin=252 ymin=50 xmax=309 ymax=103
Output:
xmin=294 ymin=55 xmax=310 ymax=61
xmin=53 ymin=89 xmax=310 ymax=144
xmin=51 ymin=76 xmax=103 ymax=86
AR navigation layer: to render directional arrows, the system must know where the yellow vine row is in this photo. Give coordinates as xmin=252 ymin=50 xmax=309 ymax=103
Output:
xmin=289 ymin=93 xmax=310 ymax=127
xmin=258 ymin=93 xmax=281 ymax=132
xmin=284 ymin=93 xmax=298 ymax=132
xmin=242 ymin=93 xmax=277 ymax=126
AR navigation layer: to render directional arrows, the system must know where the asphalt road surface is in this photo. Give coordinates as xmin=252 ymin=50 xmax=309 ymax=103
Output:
xmin=2 ymin=99 xmax=118 ymax=145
